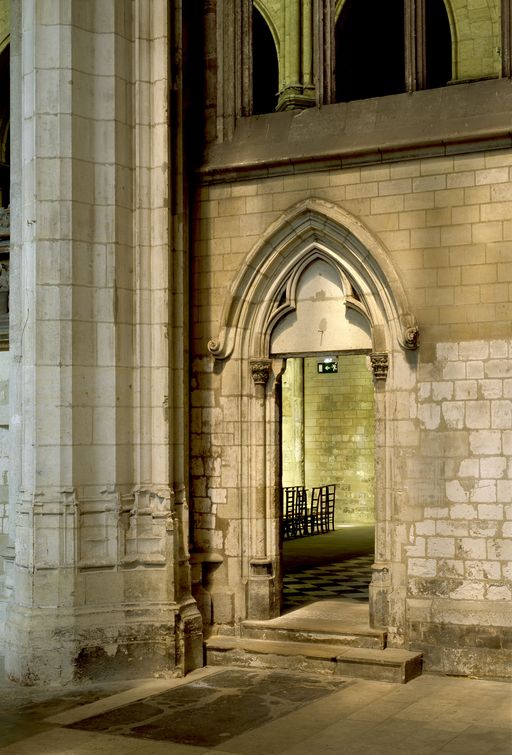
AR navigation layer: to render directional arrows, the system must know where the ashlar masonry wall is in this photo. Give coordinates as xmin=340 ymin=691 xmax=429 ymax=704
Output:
xmin=191 ymin=143 xmax=512 ymax=676
xmin=303 ymin=355 xmax=375 ymax=524
xmin=405 ymin=339 xmax=512 ymax=675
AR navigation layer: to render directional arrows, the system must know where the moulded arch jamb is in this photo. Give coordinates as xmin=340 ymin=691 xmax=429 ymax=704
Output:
xmin=441 ymin=0 xmax=459 ymax=80
xmin=252 ymin=1 xmax=282 ymax=86
xmin=334 ymin=0 xmax=348 ymax=23
xmin=253 ymin=1 xmax=281 ymax=54
xmin=208 ymin=198 xmax=419 ymax=361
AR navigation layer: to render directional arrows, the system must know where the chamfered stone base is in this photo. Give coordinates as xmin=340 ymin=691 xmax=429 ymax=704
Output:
xmin=4 ymin=600 xmax=204 ymax=685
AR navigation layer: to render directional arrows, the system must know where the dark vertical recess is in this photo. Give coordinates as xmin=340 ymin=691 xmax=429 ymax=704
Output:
xmin=252 ymin=6 xmax=278 ymax=114
xmin=0 ymin=45 xmax=9 ymax=207
xmin=335 ymin=0 xmax=405 ymax=102
xmin=425 ymin=0 xmax=452 ymax=88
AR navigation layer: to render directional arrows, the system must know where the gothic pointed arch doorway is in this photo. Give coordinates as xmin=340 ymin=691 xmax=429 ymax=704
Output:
xmin=207 ymin=198 xmax=419 ymax=630
xmin=272 ymin=255 xmax=377 ymax=610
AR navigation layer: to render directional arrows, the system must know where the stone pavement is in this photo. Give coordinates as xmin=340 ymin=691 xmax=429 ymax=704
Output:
xmin=0 ymin=659 xmax=511 ymax=754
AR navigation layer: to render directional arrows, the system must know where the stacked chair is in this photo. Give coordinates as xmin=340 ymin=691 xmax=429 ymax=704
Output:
xmin=282 ymin=483 xmax=336 ymax=539
xmin=282 ymin=485 xmax=308 ymax=538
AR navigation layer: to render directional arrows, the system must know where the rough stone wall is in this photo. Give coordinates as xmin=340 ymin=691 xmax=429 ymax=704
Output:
xmin=404 ymin=339 xmax=512 ymax=675
xmin=303 ymin=355 xmax=375 ymax=524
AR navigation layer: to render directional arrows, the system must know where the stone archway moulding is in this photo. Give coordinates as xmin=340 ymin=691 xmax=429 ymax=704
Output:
xmin=208 ymin=198 xmax=419 ymax=361
xmin=205 ymin=198 xmax=418 ymax=627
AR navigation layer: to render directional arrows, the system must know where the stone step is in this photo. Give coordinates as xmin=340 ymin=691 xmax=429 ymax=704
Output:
xmin=242 ymin=600 xmax=387 ymax=650
xmin=205 ymin=636 xmax=423 ymax=684
xmin=242 ymin=617 xmax=386 ymax=649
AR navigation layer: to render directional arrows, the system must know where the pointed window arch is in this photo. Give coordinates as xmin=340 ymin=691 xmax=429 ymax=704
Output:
xmin=252 ymin=5 xmax=279 ymax=114
xmin=335 ymin=0 xmax=453 ymax=102
xmin=425 ymin=0 xmax=452 ymax=89
xmin=336 ymin=0 xmax=406 ymax=102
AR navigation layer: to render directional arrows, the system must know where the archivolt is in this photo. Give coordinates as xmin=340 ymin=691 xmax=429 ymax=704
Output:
xmin=208 ymin=198 xmax=419 ymax=360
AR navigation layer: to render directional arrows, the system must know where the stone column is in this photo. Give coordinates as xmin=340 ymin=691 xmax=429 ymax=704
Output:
xmin=369 ymin=352 xmax=391 ymax=629
xmin=405 ymin=0 xmax=426 ymax=91
xmin=1 ymin=0 xmax=21 ymax=616
xmin=277 ymin=0 xmax=316 ymax=110
xmin=248 ymin=358 xmax=275 ymax=619
xmin=314 ymin=0 xmax=335 ymax=105
xmin=5 ymin=0 xmax=200 ymax=684
xmin=215 ymin=0 xmax=252 ymax=139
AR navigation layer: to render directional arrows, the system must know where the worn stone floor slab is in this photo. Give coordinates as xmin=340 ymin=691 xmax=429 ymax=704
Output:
xmin=0 ymin=663 xmax=510 ymax=754
xmin=66 ymin=669 xmax=348 ymax=748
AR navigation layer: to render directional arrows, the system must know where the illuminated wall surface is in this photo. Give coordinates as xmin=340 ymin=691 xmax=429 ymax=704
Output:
xmin=282 ymin=356 xmax=375 ymax=523
xmin=0 ymin=0 xmax=511 ymax=684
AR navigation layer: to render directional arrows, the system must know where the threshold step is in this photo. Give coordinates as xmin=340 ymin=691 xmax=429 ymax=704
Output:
xmin=242 ymin=617 xmax=386 ymax=649
xmin=205 ymin=636 xmax=422 ymax=684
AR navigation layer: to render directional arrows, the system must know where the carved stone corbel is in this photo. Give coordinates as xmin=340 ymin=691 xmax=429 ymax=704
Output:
xmin=370 ymin=352 xmax=389 ymax=382
xmin=403 ymin=325 xmax=419 ymax=350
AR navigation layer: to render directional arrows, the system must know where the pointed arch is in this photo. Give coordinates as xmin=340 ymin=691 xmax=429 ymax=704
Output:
xmin=252 ymin=3 xmax=280 ymax=114
xmin=208 ymin=198 xmax=419 ymax=360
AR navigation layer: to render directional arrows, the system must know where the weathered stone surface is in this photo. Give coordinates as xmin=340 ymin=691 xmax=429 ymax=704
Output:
xmin=0 ymin=0 xmax=511 ymax=687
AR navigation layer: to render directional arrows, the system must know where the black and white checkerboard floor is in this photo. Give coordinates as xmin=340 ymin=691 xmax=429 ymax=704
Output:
xmin=282 ymin=553 xmax=373 ymax=612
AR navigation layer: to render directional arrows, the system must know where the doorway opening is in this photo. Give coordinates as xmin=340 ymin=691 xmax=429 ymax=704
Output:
xmin=207 ymin=199 xmax=420 ymax=629
xmin=280 ymin=353 xmax=375 ymax=613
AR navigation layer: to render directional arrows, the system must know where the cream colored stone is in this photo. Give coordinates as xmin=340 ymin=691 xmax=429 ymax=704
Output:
xmin=1 ymin=0 xmax=511 ymax=688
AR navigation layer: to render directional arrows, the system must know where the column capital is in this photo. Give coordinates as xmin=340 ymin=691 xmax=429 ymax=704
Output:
xmin=250 ymin=358 xmax=272 ymax=386
xmin=370 ymin=352 xmax=389 ymax=382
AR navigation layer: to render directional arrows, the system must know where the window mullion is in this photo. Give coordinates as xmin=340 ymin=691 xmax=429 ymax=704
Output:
xmin=239 ymin=0 xmax=253 ymax=116
xmin=314 ymin=0 xmax=335 ymax=105
xmin=405 ymin=0 xmax=426 ymax=91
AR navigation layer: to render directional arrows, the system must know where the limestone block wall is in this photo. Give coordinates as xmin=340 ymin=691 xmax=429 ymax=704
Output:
xmin=303 ymin=355 xmax=375 ymax=524
xmin=405 ymin=339 xmax=512 ymax=675
xmin=191 ymin=143 xmax=512 ymax=675
xmin=448 ymin=0 xmax=501 ymax=80
xmin=281 ymin=357 xmax=304 ymax=488
xmin=194 ymin=149 xmax=512 ymax=345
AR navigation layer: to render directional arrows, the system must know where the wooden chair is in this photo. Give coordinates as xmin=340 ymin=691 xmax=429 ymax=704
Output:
xmin=319 ymin=484 xmax=336 ymax=532
xmin=282 ymin=485 xmax=307 ymax=538
xmin=308 ymin=486 xmax=322 ymax=535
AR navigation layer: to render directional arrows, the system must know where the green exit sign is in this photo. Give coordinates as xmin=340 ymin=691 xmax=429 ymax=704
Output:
xmin=317 ymin=361 xmax=338 ymax=374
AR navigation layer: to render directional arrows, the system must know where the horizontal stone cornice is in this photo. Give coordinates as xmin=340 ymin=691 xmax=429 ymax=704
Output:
xmin=199 ymin=78 xmax=512 ymax=183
